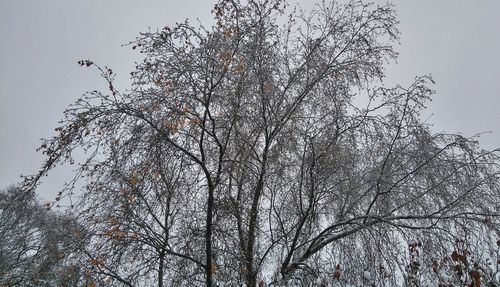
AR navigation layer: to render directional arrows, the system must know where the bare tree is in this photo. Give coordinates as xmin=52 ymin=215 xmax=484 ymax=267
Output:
xmin=24 ymin=0 xmax=500 ymax=286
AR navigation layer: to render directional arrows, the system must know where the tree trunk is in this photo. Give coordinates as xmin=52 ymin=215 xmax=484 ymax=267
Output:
xmin=244 ymin=145 xmax=269 ymax=287
xmin=158 ymin=253 xmax=165 ymax=287
xmin=205 ymin=184 xmax=215 ymax=287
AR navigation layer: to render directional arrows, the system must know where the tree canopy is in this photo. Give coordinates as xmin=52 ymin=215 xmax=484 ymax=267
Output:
xmin=22 ymin=0 xmax=500 ymax=286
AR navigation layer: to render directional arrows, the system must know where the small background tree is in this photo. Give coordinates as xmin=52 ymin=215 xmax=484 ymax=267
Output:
xmin=0 ymin=186 xmax=85 ymax=286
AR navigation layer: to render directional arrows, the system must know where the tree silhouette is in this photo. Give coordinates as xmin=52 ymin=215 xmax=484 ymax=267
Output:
xmin=24 ymin=0 xmax=499 ymax=286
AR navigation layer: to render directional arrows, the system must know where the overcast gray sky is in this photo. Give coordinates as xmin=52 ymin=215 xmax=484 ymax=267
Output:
xmin=1 ymin=1 xmax=499 ymax=201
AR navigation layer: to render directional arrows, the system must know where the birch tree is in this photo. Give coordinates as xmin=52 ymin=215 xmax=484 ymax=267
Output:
xmin=25 ymin=0 xmax=500 ymax=286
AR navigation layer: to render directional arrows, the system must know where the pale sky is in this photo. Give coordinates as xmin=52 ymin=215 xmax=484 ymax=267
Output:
xmin=1 ymin=1 xmax=499 ymax=201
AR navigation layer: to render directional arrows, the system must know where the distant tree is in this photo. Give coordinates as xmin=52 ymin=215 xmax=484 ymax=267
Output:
xmin=0 ymin=186 xmax=85 ymax=286
xmin=25 ymin=0 xmax=500 ymax=286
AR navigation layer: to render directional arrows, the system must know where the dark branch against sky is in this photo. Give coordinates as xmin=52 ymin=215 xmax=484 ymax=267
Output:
xmin=1 ymin=0 xmax=499 ymax=201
